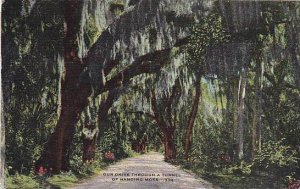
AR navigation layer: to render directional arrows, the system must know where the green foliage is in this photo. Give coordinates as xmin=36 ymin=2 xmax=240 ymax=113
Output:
xmin=188 ymin=107 xmax=227 ymax=171
xmin=176 ymin=5 xmax=300 ymax=188
xmin=203 ymin=173 xmax=285 ymax=189
xmin=226 ymin=161 xmax=252 ymax=176
xmin=187 ymin=12 xmax=229 ymax=71
xmin=262 ymin=60 xmax=300 ymax=145
xmin=123 ymin=145 xmax=140 ymax=157
xmin=6 ymin=174 xmax=40 ymax=189
xmin=69 ymin=153 xmax=102 ymax=177
xmin=3 ymin=0 xmax=62 ymax=174
xmin=252 ymin=139 xmax=299 ymax=176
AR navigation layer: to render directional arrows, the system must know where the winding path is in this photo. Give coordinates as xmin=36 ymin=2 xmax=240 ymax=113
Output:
xmin=72 ymin=152 xmax=217 ymax=189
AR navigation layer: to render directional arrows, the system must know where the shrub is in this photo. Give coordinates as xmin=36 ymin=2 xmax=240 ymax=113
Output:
xmin=6 ymin=174 xmax=40 ymax=189
xmin=226 ymin=161 xmax=252 ymax=176
xmin=124 ymin=145 xmax=140 ymax=158
xmin=252 ymin=139 xmax=299 ymax=177
xmin=69 ymin=153 xmax=102 ymax=177
xmin=75 ymin=161 xmax=101 ymax=177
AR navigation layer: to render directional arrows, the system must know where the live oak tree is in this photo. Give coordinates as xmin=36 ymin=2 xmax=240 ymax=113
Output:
xmin=34 ymin=0 xmax=211 ymax=172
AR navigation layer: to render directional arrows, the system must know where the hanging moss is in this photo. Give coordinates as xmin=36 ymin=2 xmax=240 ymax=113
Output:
xmin=84 ymin=16 xmax=100 ymax=48
xmin=165 ymin=11 xmax=195 ymax=28
xmin=148 ymin=27 xmax=157 ymax=45
xmin=128 ymin=0 xmax=140 ymax=7
xmin=110 ymin=1 xmax=125 ymax=16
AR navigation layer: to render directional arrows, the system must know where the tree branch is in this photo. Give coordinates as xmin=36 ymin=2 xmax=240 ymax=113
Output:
xmin=95 ymin=48 xmax=171 ymax=96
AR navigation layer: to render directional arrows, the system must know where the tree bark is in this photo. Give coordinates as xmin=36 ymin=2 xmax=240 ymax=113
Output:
xmin=150 ymin=90 xmax=177 ymax=160
xmin=237 ymin=70 xmax=247 ymax=160
xmin=83 ymin=139 xmax=97 ymax=162
xmin=164 ymin=131 xmax=176 ymax=161
xmin=252 ymin=61 xmax=263 ymax=159
xmin=0 ymin=65 xmax=5 ymax=189
xmin=37 ymin=80 xmax=92 ymax=171
xmin=184 ymin=76 xmax=201 ymax=160
xmin=36 ymin=0 xmax=88 ymax=172
xmin=287 ymin=19 xmax=300 ymax=89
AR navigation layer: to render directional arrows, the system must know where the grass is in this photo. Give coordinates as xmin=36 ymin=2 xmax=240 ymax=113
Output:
xmin=6 ymin=159 xmax=121 ymax=189
xmin=202 ymin=173 xmax=286 ymax=189
xmin=46 ymin=172 xmax=79 ymax=189
xmin=195 ymin=168 xmax=288 ymax=189
xmin=6 ymin=174 xmax=40 ymax=189
xmin=172 ymin=160 xmax=287 ymax=189
xmin=45 ymin=163 xmax=110 ymax=188
xmin=6 ymin=163 xmax=112 ymax=189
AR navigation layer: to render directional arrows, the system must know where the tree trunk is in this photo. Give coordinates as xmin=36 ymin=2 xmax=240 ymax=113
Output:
xmin=140 ymin=139 xmax=147 ymax=153
xmin=132 ymin=140 xmax=141 ymax=153
xmin=251 ymin=92 xmax=258 ymax=158
xmin=0 ymin=72 xmax=5 ymax=189
xmin=37 ymin=85 xmax=91 ymax=172
xmin=252 ymin=61 xmax=263 ymax=158
xmin=289 ymin=33 xmax=300 ymax=89
xmin=232 ymin=78 xmax=239 ymax=159
xmin=237 ymin=70 xmax=247 ymax=160
xmin=287 ymin=10 xmax=300 ymax=89
xmin=83 ymin=138 xmax=97 ymax=162
xmin=82 ymin=89 xmax=119 ymax=161
xmin=163 ymin=129 xmax=176 ymax=161
xmin=150 ymin=90 xmax=176 ymax=160
xmin=224 ymin=77 xmax=236 ymax=158
xmin=36 ymin=0 xmax=88 ymax=172
xmin=82 ymin=122 xmax=98 ymax=162
xmin=184 ymin=76 xmax=201 ymax=160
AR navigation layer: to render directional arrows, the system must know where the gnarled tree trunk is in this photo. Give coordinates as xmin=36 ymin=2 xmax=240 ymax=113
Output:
xmin=36 ymin=0 xmax=89 ymax=172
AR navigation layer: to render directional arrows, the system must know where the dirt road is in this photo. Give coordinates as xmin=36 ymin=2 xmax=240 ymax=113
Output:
xmin=72 ymin=152 xmax=217 ymax=189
